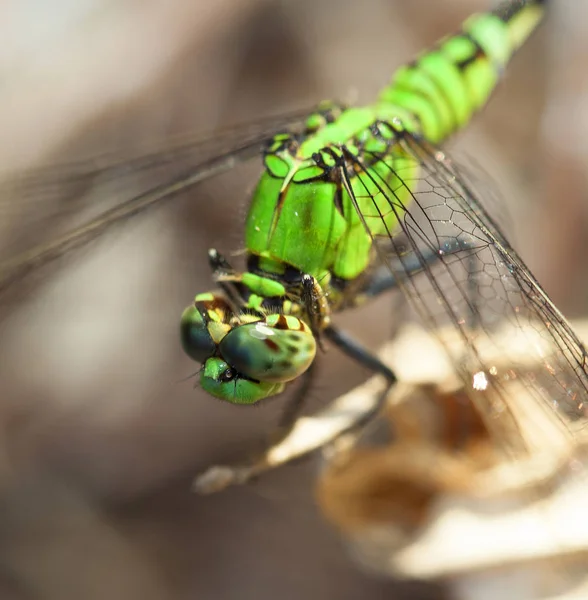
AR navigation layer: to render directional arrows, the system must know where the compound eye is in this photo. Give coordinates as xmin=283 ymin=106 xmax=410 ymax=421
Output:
xmin=200 ymin=358 xmax=285 ymax=405
xmin=219 ymin=316 xmax=316 ymax=383
xmin=180 ymin=305 xmax=216 ymax=363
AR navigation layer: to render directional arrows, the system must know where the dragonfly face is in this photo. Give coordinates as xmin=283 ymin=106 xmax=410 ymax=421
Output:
xmin=3 ymin=0 xmax=579 ymax=471
xmin=181 ymin=295 xmax=316 ymax=404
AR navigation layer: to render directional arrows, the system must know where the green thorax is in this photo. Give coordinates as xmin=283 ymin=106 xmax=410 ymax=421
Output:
xmin=242 ymin=1 xmax=545 ymax=311
xmin=246 ymin=105 xmax=418 ymax=289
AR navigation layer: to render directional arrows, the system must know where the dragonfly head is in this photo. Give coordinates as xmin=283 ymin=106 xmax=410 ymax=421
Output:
xmin=180 ymin=295 xmax=316 ymax=404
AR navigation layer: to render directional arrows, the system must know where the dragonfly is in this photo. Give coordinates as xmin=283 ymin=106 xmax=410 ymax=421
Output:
xmin=1 ymin=0 xmax=587 ymax=474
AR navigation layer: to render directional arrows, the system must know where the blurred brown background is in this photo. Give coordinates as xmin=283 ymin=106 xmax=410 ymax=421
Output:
xmin=0 ymin=1 xmax=587 ymax=598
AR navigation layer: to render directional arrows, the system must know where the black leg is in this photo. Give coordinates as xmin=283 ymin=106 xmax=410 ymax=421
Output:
xmin=278 ymin=324 xmax=399 ymax=440
xmin=299 ymin=274 xmax=330 ymax=351
xmin=206 ymin=248 xmax=248 ymax=310
xmin=324 ymin=325 xmax=397 ymax=383
xmin=324 ymin=325 xmax=398 ymax=433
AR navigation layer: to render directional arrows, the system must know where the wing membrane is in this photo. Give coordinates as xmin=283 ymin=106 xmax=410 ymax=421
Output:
xmin=347 ymin=131 xmax=588 ymax=454
xmin=0 ymin=108 xmax=312 ymax=294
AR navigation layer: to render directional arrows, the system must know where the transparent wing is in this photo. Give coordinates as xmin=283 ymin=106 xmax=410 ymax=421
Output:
xmin=0 ymin=108 xmax=312 ymax=294
xmin=344 ymin=131 xmax=588 ymax=456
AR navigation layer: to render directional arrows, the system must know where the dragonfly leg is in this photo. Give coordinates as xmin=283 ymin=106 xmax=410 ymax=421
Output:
xmin=276 ymin=325 xmax=397 ymax=448
xmin=325 ymin=325 xmax=397 ymax=384
xmin=194 ymin=309 xmax=398 ymax=496
xmin=206 ymin=248 xmax=250 ymax=310
xmin=297 ymin=273 xmax=331 ymax=351
xmin=323 ymin=325 xmax=397 ymax=432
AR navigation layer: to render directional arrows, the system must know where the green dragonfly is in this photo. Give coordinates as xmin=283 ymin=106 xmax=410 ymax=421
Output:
xmin=1 ymin=0 xmax=587 ymax=459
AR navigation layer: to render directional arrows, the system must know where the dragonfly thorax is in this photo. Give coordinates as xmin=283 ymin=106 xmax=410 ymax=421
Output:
xmin=246 ymin=112 xmax=413 ymax=286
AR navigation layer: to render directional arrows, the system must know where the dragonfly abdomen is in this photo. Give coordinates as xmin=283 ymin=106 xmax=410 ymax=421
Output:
xmin=378 ymin=0 xmax=546 ymax=144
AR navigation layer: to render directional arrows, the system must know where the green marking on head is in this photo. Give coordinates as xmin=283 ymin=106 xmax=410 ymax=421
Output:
xmin=200 ymin=358 xmax=285 ymax=405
